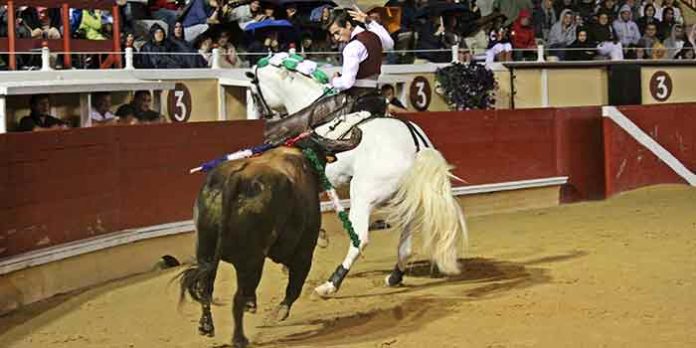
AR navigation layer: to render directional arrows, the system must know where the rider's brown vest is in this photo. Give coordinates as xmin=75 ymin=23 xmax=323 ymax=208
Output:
xmin=352 ymin=30 xmax=383 ymax=80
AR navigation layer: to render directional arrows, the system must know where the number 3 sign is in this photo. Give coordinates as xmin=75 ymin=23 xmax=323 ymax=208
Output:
xmin=649 ymin=71 xmax=672 ymax=102
xmin=409 ymin=76 xmax=432 ymax=111
xmin=167 ymin=83 xmax=192 ymax=122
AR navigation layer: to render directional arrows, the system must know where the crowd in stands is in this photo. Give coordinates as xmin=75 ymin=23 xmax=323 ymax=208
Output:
xmin=16 ymin=91 xmax=164 ymax=132
xmin=0 ymin=0 xmax=695 ymax=70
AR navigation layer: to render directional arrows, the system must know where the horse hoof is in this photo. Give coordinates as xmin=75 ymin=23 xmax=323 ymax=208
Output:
xmin=385 ymin=273 xmax=403 ymax=287
xmin=317 ymin=229 xmax=329 ymax=248
xmin=314 ymin=281 xmax=337 ymax=297
xmin=232 ymin=336 xmax=250 ymax=348
xmin=272 ymin=304 xmax=290 ymax=322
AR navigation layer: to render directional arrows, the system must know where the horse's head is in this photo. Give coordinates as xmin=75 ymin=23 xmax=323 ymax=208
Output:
xmin=247 ymin=57 xmax=328 ymax=119
xmin=246 ymin=68 xmax=286 ymax=119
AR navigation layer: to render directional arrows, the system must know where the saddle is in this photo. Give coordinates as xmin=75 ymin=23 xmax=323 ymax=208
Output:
xmin=264 ymin=89 xmax=388 ymax=155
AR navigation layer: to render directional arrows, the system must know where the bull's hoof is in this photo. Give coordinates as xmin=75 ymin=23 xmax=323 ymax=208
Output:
xmin=198 ymin=317 xmax=215 ymax=337
xmin=244 ymin=300 xmax=257 ymax=314
xmin=317 ymin=229 xmax=329 ymax=248
xmin=232 ymin=336 xmax=250 ymax=348
xmin=314 ymin=281 xmax=337 ymax=298
xmin=272 ymin=304 xmax=290 ymax=322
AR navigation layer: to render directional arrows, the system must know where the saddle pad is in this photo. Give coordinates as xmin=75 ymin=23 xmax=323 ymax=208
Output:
xmin=314 ymin=111 xmax=372 ymax=140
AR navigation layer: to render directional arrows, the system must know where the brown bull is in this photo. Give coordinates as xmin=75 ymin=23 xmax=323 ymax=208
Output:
xmin=178 ymin=144 xmax=325 ymax=348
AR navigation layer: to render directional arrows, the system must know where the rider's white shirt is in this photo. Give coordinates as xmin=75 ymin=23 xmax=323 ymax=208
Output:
xmin=331 ymin=22 xmax=394 ymax=92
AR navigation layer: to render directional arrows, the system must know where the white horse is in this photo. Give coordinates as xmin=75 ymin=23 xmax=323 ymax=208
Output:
xmin=246 ymin=61 xmax=467 ymax=296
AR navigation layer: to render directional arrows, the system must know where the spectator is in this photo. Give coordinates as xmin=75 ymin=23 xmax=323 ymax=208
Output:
xmin=640 ymin=0 xmax=662 ymax=20
xmin=17 ymin=94 xmax=67 ymax=132
xmin=17 ymin=6 xmax=60 ymax=39
xmin=138 ymin=23 xmax=179 ymax=69
xmin=658 ymin=7 xmax=676 ymax=40
xmin=150 ymin=0 xmax=180 ymax=32
xmin=626 ymin=42 xmax=649 ymax=59
xmin=590 ymin=11 xmax=624 ymax=60
xmin=623 ymin=0 xmax=642 ymax=23
xmin=688 ymin=24 xmax=696 ymax=53
xmin=674 ymin=42 xmax=694 ymax=59
xmin=194 ymin=33 xmax=214 ymax=66
xmin=636 ymin=4 xmax=661 ymax=35
xmin=613 ymin=5 xmax=641 ymax=47
xmin=663 ymin=24 xmax=686 ymax=59
xmin=216 ymin=29 xmax=243 ymax=68
xmin=492 ymin=0 xmax=533 ymax=27
xmin=90 ymin=92 xmax=117 ymax=126
xmin=225 ymin=0 xmax=263 ymax=30
xmin=260 ymin=2 xmax=276 ymax=20
xmin=247 ymin=30 xmax=287 ymax=65
xmin=651 ymin=41 xmax=667 ymax=58
xmin=485 ymin=20 xmax=513 ymax=64
xmin=180 ymin=0 xmax=219 ymax=42
xmin=533 ymin=0 xmax=556 ymax=41
xmin=566 ymin=27 xmax=596 ymax=60
xmin=79 ymin=9 xmax=107 ymax=40
xmin=511 ymin=9 xmax=537 ymax=61
xmin=415 ymin=16 xmax=450 ymax=63
xmin=660 ymin=0 xmax=682 ymax=24
xmin=548 ymin=9 xmax=577 ymax=60
xmin=170 ymin=21 xmax=207 ymax=68
xmin=596 ymin=0 xmax=619 ymax=20
xmin=129 ymin=91 xmax=164 ymax=123
xmin=576 ymin=0 xmax=596 ymax=22
xmin=640 ymin=22 xmax=660 ymax=57
xmin=381 ymin=84 xmax=408 ymax=114
xmin=554 ymin=0 xmax=577 ymax=19
xmin=114 ymin=104 xmax=139 ymax=125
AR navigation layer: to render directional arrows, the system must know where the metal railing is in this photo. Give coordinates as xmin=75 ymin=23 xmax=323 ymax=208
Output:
xmin=2 ymin=43 xmax=694 ymax=72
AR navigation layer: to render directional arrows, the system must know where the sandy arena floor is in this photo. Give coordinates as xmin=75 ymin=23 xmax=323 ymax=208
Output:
xmin=1 ymin=185 xmax=695 ymax=348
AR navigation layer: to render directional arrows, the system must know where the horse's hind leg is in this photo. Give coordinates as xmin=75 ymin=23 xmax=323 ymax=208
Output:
xmin=386 ymin=223 xmax=413 ymax=287
xmin=231 ymin=258 xmax=264 ymax=348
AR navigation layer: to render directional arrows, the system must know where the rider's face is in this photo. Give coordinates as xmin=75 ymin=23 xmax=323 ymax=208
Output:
xmin=329 ymin=22 xmax=352 ymax=43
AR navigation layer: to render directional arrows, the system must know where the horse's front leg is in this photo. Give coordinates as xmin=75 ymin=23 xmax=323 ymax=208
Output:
xmin=315 ymin=198 xmax=371 ymax=297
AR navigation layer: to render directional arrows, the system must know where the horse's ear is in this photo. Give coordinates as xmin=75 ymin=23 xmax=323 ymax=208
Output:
xmin=245 ymin=71 xmax=255 ymax=80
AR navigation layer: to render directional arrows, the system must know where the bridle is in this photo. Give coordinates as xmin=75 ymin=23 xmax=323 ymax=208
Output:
xmin=248 ymin=64 xmax=338 ymax=120
xmin=249 ymin=65 xmax=277 ymax=119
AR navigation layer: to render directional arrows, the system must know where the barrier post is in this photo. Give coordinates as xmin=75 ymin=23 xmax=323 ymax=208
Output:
xmin=451 ymin=43 xmax=459 ymax=63
xmin=211 ymin=48 xmax=221 ymax=69
xmin=41 ymin=45 xmax=52 ymax=71
xmin=61 ymin=4 xmax=72 ymax=68
xmin=537 ymin=44 xmax=545 ymax=62
xmin=8 ymin=0 xmax=16 ymax=70
xmin=124 ymin=47 xmax=135 ymax=70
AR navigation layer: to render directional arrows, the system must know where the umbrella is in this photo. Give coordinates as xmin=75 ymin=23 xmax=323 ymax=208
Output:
xmin=244 ymin=19 xmax=295 ymax=33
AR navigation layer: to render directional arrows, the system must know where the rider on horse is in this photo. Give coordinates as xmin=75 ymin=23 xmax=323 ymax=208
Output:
xmin=325 ymin=6 xmax=393 ymax=116
xmin=263 ymin=6 xmax=394 ymax=147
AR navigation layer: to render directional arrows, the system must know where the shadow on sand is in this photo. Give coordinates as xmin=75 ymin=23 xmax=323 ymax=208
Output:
xmin=253 ymin=250 xmax=587 ymax=347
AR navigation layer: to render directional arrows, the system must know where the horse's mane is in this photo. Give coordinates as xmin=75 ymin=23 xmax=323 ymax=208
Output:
xmin=255 ymin=52 xmax=331 ymax=87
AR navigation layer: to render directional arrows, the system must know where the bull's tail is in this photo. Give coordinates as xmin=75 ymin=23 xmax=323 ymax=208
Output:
xmin=178 ymin=185 xmax=228 ymax=307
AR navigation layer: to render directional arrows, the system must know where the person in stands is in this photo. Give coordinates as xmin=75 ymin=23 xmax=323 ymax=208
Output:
xmin=17 ymin=94 xmax=67 ymax=132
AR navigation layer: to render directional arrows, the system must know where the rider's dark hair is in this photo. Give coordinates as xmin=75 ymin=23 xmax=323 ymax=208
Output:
xmin=324 ymin=9 xmax=359 ymax=30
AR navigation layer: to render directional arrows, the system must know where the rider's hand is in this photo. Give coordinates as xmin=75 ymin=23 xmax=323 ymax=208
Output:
xmin=347 ymin=5 xmax=368 ymax=24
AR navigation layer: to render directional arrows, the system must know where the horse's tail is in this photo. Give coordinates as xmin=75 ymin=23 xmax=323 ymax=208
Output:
xmin=177 ymin=183 xmax=229 ymax=307
xmin=385 ymin=148 xmax=467 ymax=275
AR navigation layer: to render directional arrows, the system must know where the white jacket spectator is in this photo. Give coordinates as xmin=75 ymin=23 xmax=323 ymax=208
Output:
xmin=613 ymin=4 xmax=641 ymax=46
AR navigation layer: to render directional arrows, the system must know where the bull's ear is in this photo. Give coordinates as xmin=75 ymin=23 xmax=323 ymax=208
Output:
xmin=245 ymin=71 xmax=255 ymax=80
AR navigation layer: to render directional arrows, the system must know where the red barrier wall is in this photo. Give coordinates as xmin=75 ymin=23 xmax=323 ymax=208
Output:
xmin=603 ymin=104 xmax=696 ymax=196
xmin=408 ymin=108 xmax=606 ymax=203
xmin=5 ymin=103 xmax=691 ymax=260
xmin=0 ymin=122 xmax=264 ymax=258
